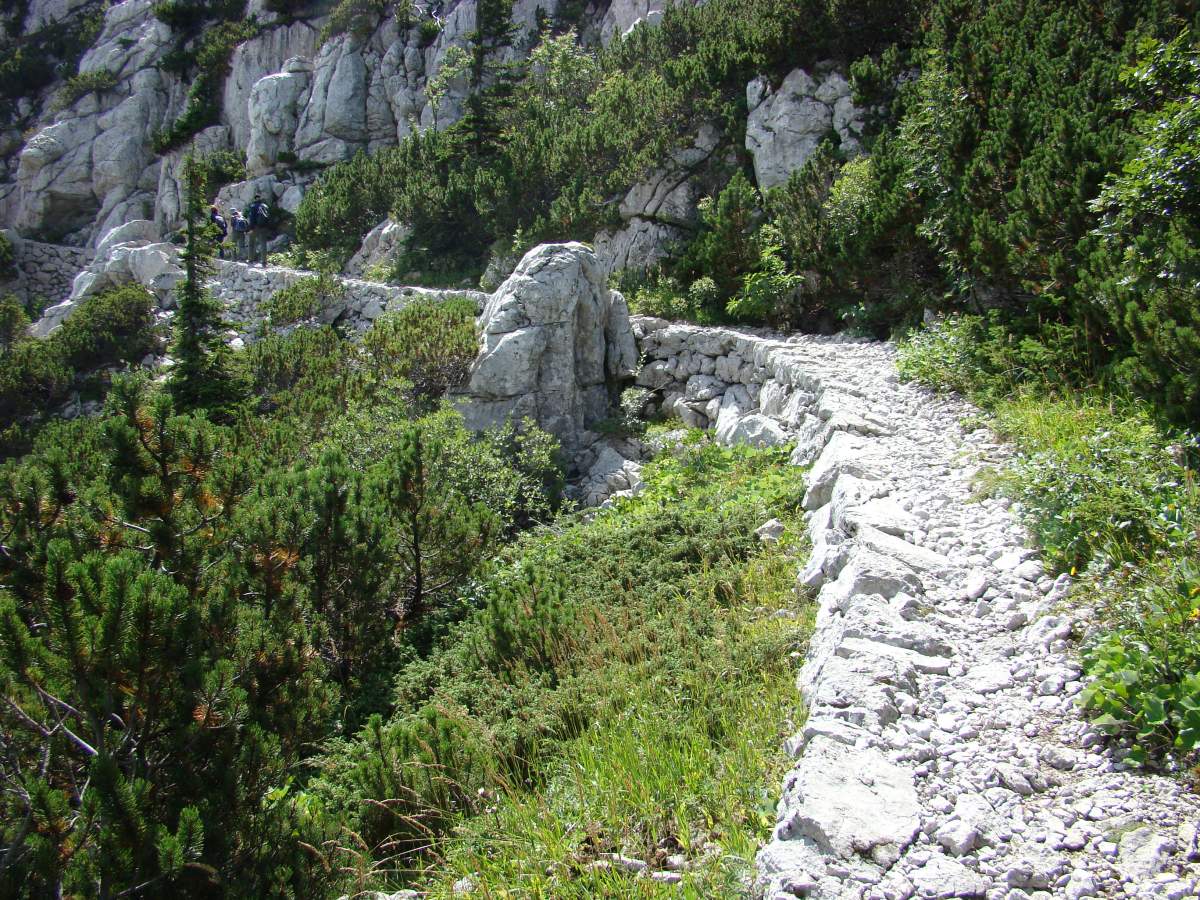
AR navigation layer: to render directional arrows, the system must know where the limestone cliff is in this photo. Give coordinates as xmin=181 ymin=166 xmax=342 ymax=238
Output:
xmin=0 ymin=0 xmax=864 ymax=306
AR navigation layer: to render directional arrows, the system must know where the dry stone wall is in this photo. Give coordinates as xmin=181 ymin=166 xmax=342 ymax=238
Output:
xmin=208 ymin=258 xmax=484 ymax=337
xmin=0 ymin=231 xmax=92 ymax=306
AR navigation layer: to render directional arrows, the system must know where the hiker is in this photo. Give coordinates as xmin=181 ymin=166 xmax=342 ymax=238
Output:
xmin=209 ymin=205 xmax=228 ymax=259
xmin=231 ymin=208 xmax=251 ymax=262
xmin=247 ymin=193 xmax=271 ymax=266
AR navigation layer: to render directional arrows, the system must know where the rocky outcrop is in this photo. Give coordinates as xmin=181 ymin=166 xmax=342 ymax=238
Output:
xmin=29 ymin=221 xmax=481 ymax=339
xmin=746 ymin=66 xmax=866 ymax=191
xmin=14 ymin=0 xmax=175 ymax=243
xmin=3 ymin=0 xmax=554 ymax=246
xmin=224 ymin=21 xmax=321 ymax=157
xmin=593 ymin=124 xmax=726 ymax=277
xmin=598 ymin=0 xmax=704 ymax=44
xmin=344 ymin=218 xmax=409 ymax=277
xmin=208 ymin=258 xmax=479 ymax=336
xmin=454 ymin=242 xmax=638 ymax=445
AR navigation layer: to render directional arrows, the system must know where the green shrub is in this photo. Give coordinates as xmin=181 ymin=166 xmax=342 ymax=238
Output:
xmin=0 ymin=285 xmax=158 ymax=428
xmin=1081 ymin=556 xmax=1200 ymax=769
xmin=0 ymin=231 xmax=14 ymax=278
xmin=417 ymin=14 xmax=441 ymax=46
xmin=896 ymin=314 xmax=1096 ymax=407
xmin=726 ymin=230 xmax=803 ymax=325
xmin=622 ymin=272 xmax=698 ymax=321
xmin=321 ymin=0 xmax=410 ymax=43
xmin=264 ymin=273 xmax=347 ymax=326
xmin=677 ymin=171 xmax=763 ymax=309
xmin=1085 ymin=31 xmax=1200 ymax=423
xmin=0 ymin=295 xmax=29 ymax=353
xmin=153 ymin=9 xmax=258 ymax=153
xmin=312 ymin=440 xmax=810 ymax=888
xmin=986 ymin=395 xmax=1194 ymax=571
xmin=0 ymin=9 xmax=103 ymax=127
xmin=50 ymin=68 xmax=117 ymax=111
xmin=359 ymin=295 xmax=478 ymax=408
xmin=196 ymin=148 xmax=246 ymax=192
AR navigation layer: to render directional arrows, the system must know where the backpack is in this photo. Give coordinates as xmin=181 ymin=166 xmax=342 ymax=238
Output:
xmin=233 ymin=215 xmax=250 ymax=234
xmin=211 ymin=213 xmax=227 ymax=237
xmin=248 ymin=201 xmax=270 ymax=228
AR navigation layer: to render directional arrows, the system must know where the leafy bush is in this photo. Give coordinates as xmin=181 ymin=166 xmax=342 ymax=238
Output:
xmin=727 ymin=230 xmax=803 ymax=325
xmin=321 ymin=0 xmax=410 ymax=43
xmin=1082 ymin=556 xmax=1200 ymax=768
xmin=622 ymin=271 xmax=699 ymax=322
xmin=897 ymin=314 xmax=1096 ymax=407
xmin=0 ymin=231 xmax=14 ymax=277
xmin=196 ymin=148 xmax=246 ymax=191
xmin=1086 ymin=31 xmax=1200 ymax=423
xmin=0 ymin=284 xmax=158 ymax=429
xmin=0 ymin=295 xmax=29 ymax=353
xmin=264 ymin=272 xmax=347 ymax=325
xmin=50 ymin=68 xmax=116 ymax=111
xmin=417 ymin=14 xmax=441 ymax=46
xmin=677 ymin=171 xmax=763 ymax=311
xmin=360 ymin=295 xmax=478 ymax=408
xmin=987 ymin=395 xmax=1194 ymax=571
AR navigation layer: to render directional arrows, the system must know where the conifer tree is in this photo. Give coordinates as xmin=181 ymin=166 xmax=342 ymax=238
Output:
xmin=168 ymin=154 xmax=239 ymax=413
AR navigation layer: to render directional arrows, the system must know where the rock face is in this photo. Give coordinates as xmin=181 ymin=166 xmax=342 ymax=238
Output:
xmin=598 ymin=0 xmax=704 ymax=44
xmin=745 ymin=66 xmax=866 ymax=190
xmin=14 ymin=0 xmax=174 ymax=243
xmin=593 ymin=124 xmax=726 ymax=277
xmin=2 ymin=0 xmax=551 ymax=246
xmin=455 ymin=242 xmax=638 ymax=444
xmin=344 ymin=218 xmax=409 ymax=277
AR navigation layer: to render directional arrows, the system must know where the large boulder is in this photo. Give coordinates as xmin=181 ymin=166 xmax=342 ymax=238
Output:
xmin=223 ymin=22 xmax=321 ymax=154
xmin=246 ymin=58 xmax=314 ymax=176
xmin=344 ymin=218 xmax=409 ymax=278
xmin=745 ymin=67 xmax=866 ymax=191
xmin=455 ymin=242 xmax=638 ymax=444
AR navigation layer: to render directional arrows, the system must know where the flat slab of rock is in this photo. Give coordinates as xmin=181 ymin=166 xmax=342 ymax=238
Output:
xmin=774 ymin=736 xmax=920 ymax=867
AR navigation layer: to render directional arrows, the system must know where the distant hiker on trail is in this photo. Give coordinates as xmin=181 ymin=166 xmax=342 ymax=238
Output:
xmin=247 ymin=193 xmax=271 ymax=267
xmin=231 ymin=208 xmax=251 ymax=262
xmin=209 ymin=205 xmax=228 ymax=259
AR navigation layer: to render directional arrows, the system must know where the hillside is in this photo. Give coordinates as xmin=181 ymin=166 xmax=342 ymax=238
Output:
xmin=0 ymin=0 xmax=1199 ymax=897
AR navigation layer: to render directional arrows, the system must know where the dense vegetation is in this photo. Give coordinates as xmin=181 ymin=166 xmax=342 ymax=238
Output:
xmin=0 ymin=136 xmax=815 ymax=893
xmin=0 ymin=285 xmax=159 ymax=452
xmin=0 ymin=300 xmax=569 ymax=894
xmin=295 ymin=0 xmax=916 ymax=277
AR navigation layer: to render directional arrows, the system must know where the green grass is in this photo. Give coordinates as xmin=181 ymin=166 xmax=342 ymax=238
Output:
xmin=421 ymin=547 xmax=807 ymax=898
xmin=309 ymin=437 xmax=812 ymax=895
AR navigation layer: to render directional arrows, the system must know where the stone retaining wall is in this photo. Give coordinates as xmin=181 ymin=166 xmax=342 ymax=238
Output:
xmin=208 ymin=260 xmax=488 ymax=336
xmin=0 ymin=232 xmax=92 ymax=307
xmin=633 ymin=316 xmax=880 ymax=462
